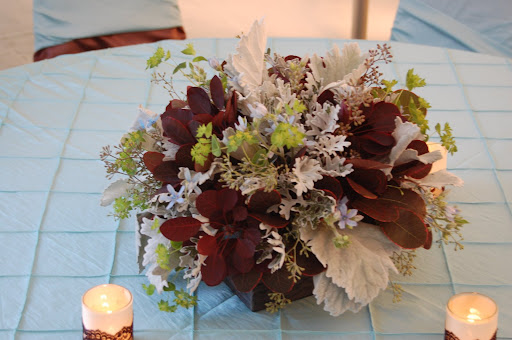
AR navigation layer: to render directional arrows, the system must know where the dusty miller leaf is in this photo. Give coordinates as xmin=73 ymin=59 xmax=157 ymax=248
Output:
xmin=224 ymin=19 xmax=267 ymax=99
xmin=100 ymin=179 xmax=134 ymax=207
xmin=301 ymin=222 xmax=399 ymax=307
xmin=308 ymin=43 xmax=366 ymax=89
xmin=313 ymin=272 xmax=365 ymax=316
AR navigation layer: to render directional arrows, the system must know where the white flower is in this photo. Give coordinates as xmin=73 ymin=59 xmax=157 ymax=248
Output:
xmin=179 ymin=168 xmax=211 ymax=195
xmin=234 ymin=116 xmax=249 ymax=131
xmin=247 ymin=102 xmax=268 ymax=119
xmin=208 ymin=57 xmax=221 ymax=71
xmin=292 ymin=157 xmax=323 ymax=196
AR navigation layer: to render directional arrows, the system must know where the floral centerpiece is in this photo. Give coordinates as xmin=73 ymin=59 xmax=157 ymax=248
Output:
xmin=100 ymin=20 xmax=467 ymax=316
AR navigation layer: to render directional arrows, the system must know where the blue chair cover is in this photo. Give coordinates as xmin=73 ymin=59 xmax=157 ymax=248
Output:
xmin=33 ymin=0 xmax=184 ymax=52
xmin=391 ymin=0 xmax=512 ymax=58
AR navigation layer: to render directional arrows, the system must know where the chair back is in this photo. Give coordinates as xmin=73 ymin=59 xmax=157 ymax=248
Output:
xmin=33 ymin=0 xmax=184 ymax=59
xmin=391 ymin=0 xmax=512 ymax=57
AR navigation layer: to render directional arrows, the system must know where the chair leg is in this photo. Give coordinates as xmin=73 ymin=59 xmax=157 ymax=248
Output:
xmin=352 ymin=0 xmax=369 ymax=40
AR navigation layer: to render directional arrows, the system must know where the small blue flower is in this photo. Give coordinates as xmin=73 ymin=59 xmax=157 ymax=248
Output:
xmin=337 ymin=197 xmax=363 ymax=229
xmin=162 ymin=185 xmax=185 ymax=210
xmin=444 ymin=205 xmax=460 ymax=222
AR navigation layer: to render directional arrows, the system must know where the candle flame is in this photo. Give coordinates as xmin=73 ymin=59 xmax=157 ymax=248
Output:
xmin=467 ymin=308 xmax=482 ymax=323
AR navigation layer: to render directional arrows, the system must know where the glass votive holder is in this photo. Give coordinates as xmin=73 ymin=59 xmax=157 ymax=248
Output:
xmin=445 ymin=292 xmax=498 ymax=340
xmin=82 ymin=283 xmax=133 ymax=340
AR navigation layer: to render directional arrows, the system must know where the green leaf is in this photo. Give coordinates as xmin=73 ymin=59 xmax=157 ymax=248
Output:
xmin=165 ymin=50 xmax=171 ymax=61
xmin=173 ymin=62 xmax=187 ymax=75
xmin=381 ymin=79 xmax=398 ymax=93
xmin=163 ymin=282 xmax=176 ymax=292
xmin=155 ymin=243 xmax=172 ymax=270
xmin=170 ymin=240 xmax=182 ymax=250
xmin=192 ymin=56 xmax=208 ymax=62
xmin=196 ymin=123 xmax=211 ymax=138
xmin=158 ymin=300 xmax=177 ymax=313
xmin=181 ymin=43 xmax=196 ymax=56
xmin=142 ymin=283 xmax=156 ymax=296
xmin=146 ymin=47 xmax=166 ymax=69
xmin=251 ymin=148 xmax=267 ymax=165
xmin=271 ymin=123 xmax=305 ymax=149
xmin=405 ymin=69 xmax=426 ymax=91
xmin=436 ymin=122 xmax=457 ymax=155
xmin=293 ymin=99 xmax=307 ymax=113
xmin=211 ymin=135 xmax=222 ymax=157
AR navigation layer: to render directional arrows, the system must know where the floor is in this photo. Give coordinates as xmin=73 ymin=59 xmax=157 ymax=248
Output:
xmin=0 ymin=0 xmax=399 ymax=70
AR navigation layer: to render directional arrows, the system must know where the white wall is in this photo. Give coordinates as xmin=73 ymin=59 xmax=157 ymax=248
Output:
xmin=0 ymin=0 xmax=398 ymax=70
xmin=0 ymin=0 xmax=33 ymax=69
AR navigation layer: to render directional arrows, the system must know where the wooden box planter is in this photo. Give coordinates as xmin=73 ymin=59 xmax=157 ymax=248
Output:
xmin=224 ymin=276 xmax=314 ymax=312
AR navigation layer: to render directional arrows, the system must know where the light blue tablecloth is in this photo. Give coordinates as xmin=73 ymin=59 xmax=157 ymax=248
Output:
xmin=0 ymin=38 xmax=511 ymax=339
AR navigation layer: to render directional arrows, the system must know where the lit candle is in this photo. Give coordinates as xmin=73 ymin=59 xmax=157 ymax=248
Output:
xmin=427 ymin=141 xmax=448 ymax=173
xmin=82 ymin=284 xmax=133 ymax=340
xmin=445 ymin=292 xmax=498 ymax=340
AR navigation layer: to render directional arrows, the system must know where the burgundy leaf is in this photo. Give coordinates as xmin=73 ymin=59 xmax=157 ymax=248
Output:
xmin=210 ymin=75 xmax=225 ymax=109
xmin=161 ymin=116 xmax=196 ymax=145
xmin=153 ymin=161 xmax=180 ymax=185
xmin=160 ymin=217 xmax=202 ymax=242
xmin=230 ymin=271 xmax=263 ymax=292
xmin=284 ymin=55 xmax=301 ymax=62
xmin=294 ymin=243 xmax=325 ymax=276
xmin=167 ymin=99 xmax=187 ymax=110
xmin=379 ymin=187 xmax=426 ymax=219
xmin=294 ymin=146 xmax=307 ymax=159
xmin=192 ymin=114 xmax=213 ymax=125
xmin=262 ymin=267 xmax=295 ymax=293
xmin=249 ymin=212 xmax=289 ymax=228
xmin=314 ymin=176 xmax=343 ymax=201
xmin=407 ymin=140 xmax=429 ymax=155
xmin=243 ymin=227 xmax=261 ymax=246
xmin=393 ymin=160 xmax=433 ymax=179
xmin=231 ymin=253 xmax=255 ymax=274
xmin=175 ymin=144 xmax=195 ymax=169
xmin=202 ymin=253 xmax=227 ymax=286
xmin=197 ymin=235 xmax=217 ymax=256
xmin=345 ymin=158 xmax=392 ymax=170
xmin=187 ymin=120 xmax=202 ymax=138
xmin=423 ymin=228 xmax=433 ymax=250
xmin=232 ymin=206 xmax=248 ymax=222
xmin=224 ymin=92 xmax=238 ymax=125
xmin=195 ymin=190 xmax=219 ymax=219
xmin=347 ymin=168 xmax=387 ymax=197
xmin=248 ymin=189 xmax=281 ymax=213
xmin=351 ymin=197 xmax=399 ymax=222
xmin=212 ymin=111 xmax=226 ymax=130
xmin=219 ymin=189 xmax=239 ymax=213
xmin=143 ymin=152 xmax=164 ymax=173
xmin=346 ymin=177 xmax=378 ymax=199
xmin=380 ymin=208 xmax=428 ymax=249
xmin=235 ymin=238 xmax=256 ymax=259
xmin=194 ymin=153 xmax=214 ymax=173
xmin=187 ymin=87 xmax=212 ymax=115
xmin=317 ymin=90 xmax=335 ymax=105
xmin=162 ymin=108 xmax=193 ymax=125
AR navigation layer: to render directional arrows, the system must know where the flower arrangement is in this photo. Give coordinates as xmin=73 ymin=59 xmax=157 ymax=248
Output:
xmin=100 ymin=20 xmax=467 ymax=316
